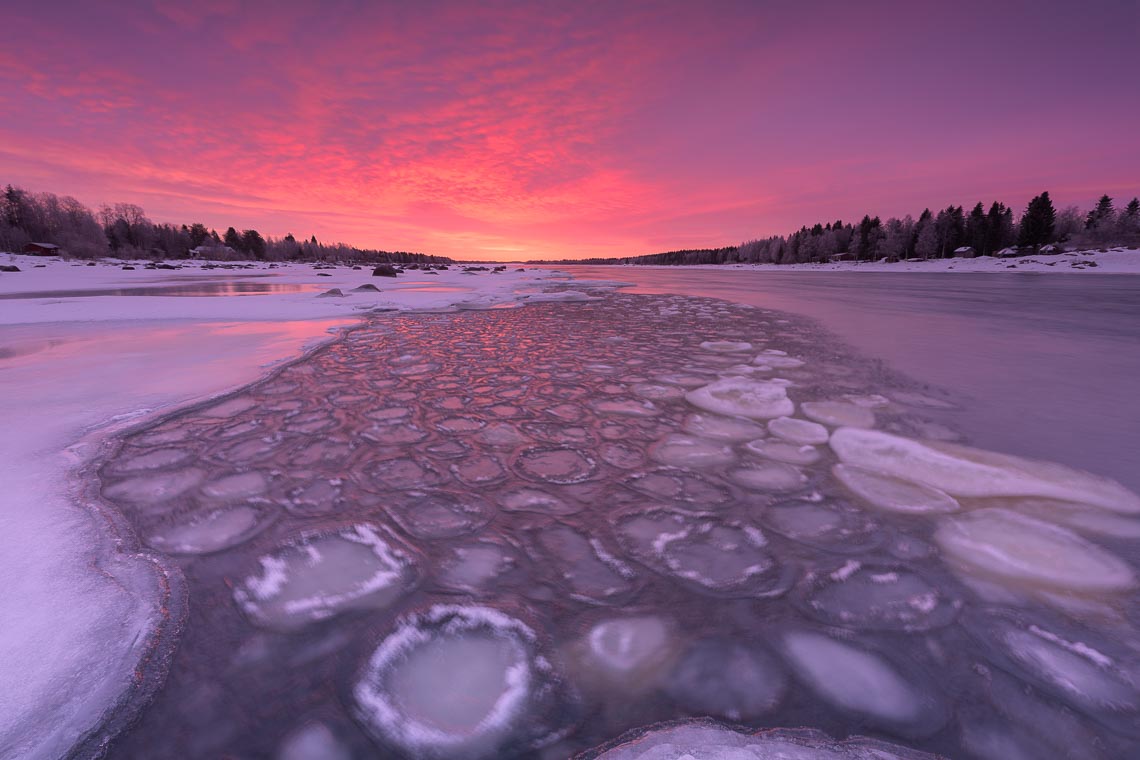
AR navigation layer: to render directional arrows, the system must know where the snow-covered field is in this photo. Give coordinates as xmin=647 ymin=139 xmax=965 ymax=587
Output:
xmin=0 ymin=256 xmax=589 ymax=758
xmin=636 ymin=247 xmax=1140 ymax=274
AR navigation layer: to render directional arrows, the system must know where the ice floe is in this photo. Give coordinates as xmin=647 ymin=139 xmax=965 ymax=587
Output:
xmin=728 ymin=462 xmax=807 ymax=492
xmin=767 ymin=416 xmax=829 ymax=445
xmin=681 ymin=412 xmax=768 ymax=442
xmin=615 ymin=509 xmax=791 ymax=598
xmin=234 ymin=523 xmax=419 ymax=630
xmin=531 ymin=525 xmax=639 ymax=604
xmin=351 ymin=605 xmax=569 ymax=759
xmin=648 ymin=434 xmax=735 ymax=469
xmin=829 ymin=428 xmax=1140 ymax=514
xmin=664 ymin=638 xmax=787 ymax=720
xmin=795 ymin=561 xmax=961 ymax=632
xmin=801 ymin=401 xmax=875 ymax=429
xmin=388 ymin=490 xmax=494 ymax=539
xmin=579 ymin=615 xmax=674 ymax=686
xmin=698 ymin=340 xmax=753 ymax=352
xmin=684 ymin=377 xmax=795 ymax=420
xmin=744 ymin=438 xmax=821 ymax=466
xmin=934 ymin=508 xmax=1135 ymax=593
xmin=514 ymin=446 xmax=597 ymax=484
xmin=832 ymin=463 xmax=960 ymax=515
xmin=780 ymin=631 xmax=945 ymax=734
xmin=143 ymin=504 xmax=276 ymax=554
xmin=759 ymin=500 xmax=882 ymax=553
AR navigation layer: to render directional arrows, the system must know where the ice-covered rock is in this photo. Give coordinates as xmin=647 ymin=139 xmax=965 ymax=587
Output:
xmin=767 ymin=416 xmax=829 ymax=445
xmin=801 ymin=401 xmax=875 ymax=429
xmin=615 ymin=510 xmax=791 ymax=598
xmin=579 ymin=721 xmax=941 ymax=759
xmin=830 ymin=428 xmax=1140 ymax=514
xmin=499 ymin=487 xmax=581 ymax=515
xmin=699 ymin=340 xmax=753 ymax=352
xmin=352 ymin=605 xmax=567 ymax=759
xmin=934 ymin=508 xmax=1135 ymax=593
xmin=144 ymin=504 xmax=276 ymax=554
xmin=684 ymin=377 xmax=794 ymax=420
xmin=388 ymin=489 xmax=494 ymax=539
xmin=664 ymin=638 xmax=787 ymax=720
xmin=780 ymin=631 xmax=944 ymax=734
xmin=728 ymin=462 xmax=807 ymax=492
xmin=648 ymin=435 xmax=735 ymax=469
xmin=796 ymin=562 xmax=961 ymax=632
xmin=234 ymin=523 xmax=419 ymax=630
xmin=832 ymin=464 xmax=960 ymax=514
xmin=744 ymin=438 xmax=821 ymax=466
xmin=681 ymin=413 xmax=768 ymax=442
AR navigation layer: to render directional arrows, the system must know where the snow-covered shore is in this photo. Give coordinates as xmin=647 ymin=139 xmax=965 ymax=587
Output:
xmin=592 ymin=247 xmax=1140 ymax=274
xmin=0 ymin=257 xmax=583 ymax=758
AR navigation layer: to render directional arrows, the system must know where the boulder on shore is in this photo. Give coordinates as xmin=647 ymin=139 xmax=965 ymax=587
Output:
xmin=372 ymin=265 xmax=398 ymax=277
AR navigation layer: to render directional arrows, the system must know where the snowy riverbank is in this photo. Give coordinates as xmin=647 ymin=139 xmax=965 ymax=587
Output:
xmin=593 ymin=247 xmax=1140 ymax=274
xmin=0 ymin=258 xmax=589 ymax=758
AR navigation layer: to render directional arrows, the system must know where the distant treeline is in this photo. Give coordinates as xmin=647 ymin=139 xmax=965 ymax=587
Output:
xmin=0 ymin=183 xmax=451 ymax=264
xmin=547 ymin=192 xmax=1140 ymax=266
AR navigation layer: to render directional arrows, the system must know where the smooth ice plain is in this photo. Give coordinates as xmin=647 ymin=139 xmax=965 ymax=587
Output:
xmin=25 ymin=280 xmax=1140 ymax=758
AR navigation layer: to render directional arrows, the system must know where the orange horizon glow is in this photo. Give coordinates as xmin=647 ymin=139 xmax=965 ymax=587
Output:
xmin=2 ymin=2 xmax=1138 ymax=261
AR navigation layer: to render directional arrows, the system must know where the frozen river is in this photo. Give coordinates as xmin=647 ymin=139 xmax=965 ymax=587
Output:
xmin=3 ymin=260 xmax=1140 ymax=759
xmin=565 ymin=266 xmax=1140 ymax=494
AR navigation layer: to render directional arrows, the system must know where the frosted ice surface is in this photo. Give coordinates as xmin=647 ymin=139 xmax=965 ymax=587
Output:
xmin=477 ymin=422 xmax=531 ymax=448
xmin=234 ymin=523 xmax=418 ymax=630
xmin=934 ymin=509 xmax=1135 ymax=593
xmin=200 ymin=396 xmax=258 ymax=418
xmin=388 ymin=490 xmax=494 ymax=539
xmin=685 ymin=377 xmax=794 ymax=420
xmin=744 ymin=439 xmax=821 ymax=466
xmin=649 ymin=435 xmax=735 ymax=469
xmin=144 ymin=504 xmax=275 ymax=554
xmin=582 ymin=722 xmax=941 ymax=760
xmin=781 ymin=631 xmax=937 ymax=730
xmin=832 ymin=464 xmax=960 ymax=515
xmin=728 ymin=462 xmax=806 ymax=492
xmin=752 ymin=352 xmax=805 ymax=369
xmin=631 ymin=383 xmax=686 ymax=401
xmin=829 ymin=428 xmax=1140 ymax=514
xmin=801 ymin=401 xmax=875 ymax=429
xmin=986 ymin=497 xmax=1140 ymax=538
xmin=699 ymin=340 xmax=753 ymax=352
xmin=767 ymin=416 xmax=829 ymax=445
xmin=276 ymin=722 xmax=352 ymax=760
xmin=352 ymin=605 xmax=564 ymax=759
xmin=584 ymin=616 xmax=672 ymax=679
xmin=665 ymin=638 xmax=787 ymax=720
xmin=797 ymin=562 xmax=961 ymax=632
xmin=682 ymin=413 xmax=768 ymax=442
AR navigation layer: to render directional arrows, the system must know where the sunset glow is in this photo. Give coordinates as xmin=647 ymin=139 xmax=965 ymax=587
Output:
xmin=2 ymin=1 xmax=1137 ymax=260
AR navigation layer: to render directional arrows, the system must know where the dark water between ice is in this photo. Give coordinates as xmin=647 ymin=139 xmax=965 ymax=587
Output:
xmin=93 ymin=289 xmax=1140 ymax=760
xmin=564 ymin=267 xmax=1140 ymax=494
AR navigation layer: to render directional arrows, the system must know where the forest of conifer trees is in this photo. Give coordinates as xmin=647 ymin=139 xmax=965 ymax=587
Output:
xmin=558 ymin=192 xmax=1140 ymax=266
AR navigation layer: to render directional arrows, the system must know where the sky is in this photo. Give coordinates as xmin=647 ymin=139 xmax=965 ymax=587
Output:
xmin=1 ymin=1 xmax=1137 ymax=261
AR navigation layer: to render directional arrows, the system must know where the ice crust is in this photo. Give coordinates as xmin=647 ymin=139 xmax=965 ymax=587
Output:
xmin=832 ymin=464 xmax=960 ymax=515
xmin=768 ymin=416 xmax=829 ymax=445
